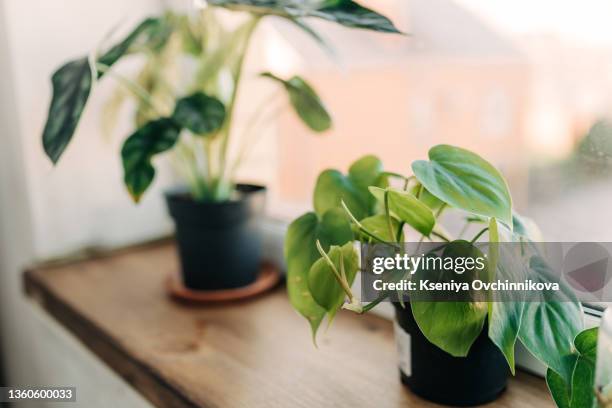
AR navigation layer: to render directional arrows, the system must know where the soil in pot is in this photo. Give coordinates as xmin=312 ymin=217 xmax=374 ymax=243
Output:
xmin=166 ymin=184 xmax=266 ymax=291
xmin=393 ymin=303 xmax=509 ymax=406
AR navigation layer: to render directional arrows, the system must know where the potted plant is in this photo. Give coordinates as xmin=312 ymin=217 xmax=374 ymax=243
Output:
xmin=40 ymin=2 xmax=401 ymax=291
xmin=285 ymin=144 xmax=599 ymax=406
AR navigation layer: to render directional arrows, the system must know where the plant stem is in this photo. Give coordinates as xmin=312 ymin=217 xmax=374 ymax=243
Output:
xmin=95 ymin=62 xmax=161 ymax=116
xmin=384 ymin=191 xmax=396 ymax=243
xmin=470 ymin=227 xmax=489 ymax=244
xmin=215 ymin=15 xmax=261 ymax=198
xmin=341 ymin=201 xmax=398 ymax=247
xmin=431 ymin=230 xmax=451 ymax=242
xmin=315 ymin=240 xmax=356 ymax=304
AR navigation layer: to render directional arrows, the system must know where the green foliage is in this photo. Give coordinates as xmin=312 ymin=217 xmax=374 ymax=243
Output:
xmin=412 ymin=144 xmax=513 ymax=226
xmin=285 ymin=209 xmax=353 ymax=341
xmin=261 ymin=73 xmax=332 ymax=132
xmin=285 ymin=144 xmax=588 ymax=407
xmin=204 ymin=0 xmax=402 ymax=33
xmin=546 ymin=328 xmax=599 ymax=408
xmin=369 ymin=187 xmax=435 ymax=236
xmin=41 ymin=7 xmax=400 ymax=202
xmin=308 ymin=242 xmax=359 ymax=320
xmin=518 ymin=256 xmax=584 ymax=385
xmin=121 ymin=118 xmax=181 ymax=202
xmin=42 ymin=17 xmax=168 ymax=164
xmin=411 ymin=242 xmax=488 ymax=357
xmin=172 ymin=92 xmax=226 ymax=136
xmin=42 ymin=58 xmax=93 ymax=164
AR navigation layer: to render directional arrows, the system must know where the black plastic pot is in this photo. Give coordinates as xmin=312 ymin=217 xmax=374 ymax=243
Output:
xmin=165 ymin=184 xmax=266 ymax=291
xmin=393 ymin=303 xmax=509 ymax=406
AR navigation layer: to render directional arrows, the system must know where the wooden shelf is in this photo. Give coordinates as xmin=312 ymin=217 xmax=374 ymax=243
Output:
xmin=24 ymin=241 xmax=553 ymax=407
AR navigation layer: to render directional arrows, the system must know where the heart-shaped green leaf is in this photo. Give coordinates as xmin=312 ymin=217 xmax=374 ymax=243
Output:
xmin=121 ymin=118 xmax=181 ymax=202
xmin=206 ymin=0 xmax=401 ymax=33
xmin=412 ymin=145 xmax=513 ymax=225
xmin=314 ymin=170 xmax=369 ymax=220
xmin=172 ymin=92 xmax=226 ymax=136
xmin=411 ymin=241 xmax=488 ymax=357
xmin=285 ymin=209 xmax=353 ymax=341
xmin=308 ymin=242 xmax=358 ymax=318
xmin=518 ymin=256 xmax=584 ymax=385
xmin=261 ymin=72 xmax=331 ymax=132
xmin=42 ymin=57 xmax=93 ymax=164
xmin=546 ymin=327 xmax=599 ymax=408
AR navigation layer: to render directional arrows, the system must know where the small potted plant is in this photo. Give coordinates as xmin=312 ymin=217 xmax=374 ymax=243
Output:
xmin=285 ymin=144 xmax=599 ymax=406
xmin=40 ymin=2 xmax=401 ymax=291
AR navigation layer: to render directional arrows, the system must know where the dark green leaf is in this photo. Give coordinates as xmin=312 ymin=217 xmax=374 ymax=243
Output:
xmin=570 ymin=354 xmax=597 ymax=408
xmin=261 ymin=72 xmax=331 ymax=132
xmin=206 ymin=0 xmax=402 ymax=33
xmin=42 ymin=57 xmax=93 ymax=164
xmin=547 ymin=368 xmax=571 ymax=408
xmin=574 ymin=327 xmax=598 ymax=362
xmin=172 ymin=92 xmax=226 ymax=136
xmin=412 ymin=144 xmax=513 ymax=225
xmin=285 ymin=209 xmax=353 ymax=341
xmin=42 ymin=18 xmax=172 ymax=165
xmin=97 ymin=18 xmax=169 ymax=69
xmin=312 ymin=0 xmax=402 ymax=33
xmin=570 ymin=328 xmax=598 ymax=408
xmin=121 ymin=118 xmax=180 ymax=202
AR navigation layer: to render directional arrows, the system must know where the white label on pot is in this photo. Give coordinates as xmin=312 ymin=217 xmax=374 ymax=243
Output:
xmin=393 ymin=321 xmax=412 ymax=377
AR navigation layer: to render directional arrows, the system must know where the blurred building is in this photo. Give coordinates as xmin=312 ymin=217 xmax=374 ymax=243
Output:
xmin=266 ymin=0 xmax=531 ymax=210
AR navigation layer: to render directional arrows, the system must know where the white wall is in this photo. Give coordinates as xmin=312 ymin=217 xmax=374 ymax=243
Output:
xmin=0 ymin=0 xmax=168 ymax=405
xmin=4 ymin=0 xmax=174 ymax=260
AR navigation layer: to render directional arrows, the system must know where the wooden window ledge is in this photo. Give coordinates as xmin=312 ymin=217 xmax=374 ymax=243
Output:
xmin=23 ymin=241 xmax=553 ymax=407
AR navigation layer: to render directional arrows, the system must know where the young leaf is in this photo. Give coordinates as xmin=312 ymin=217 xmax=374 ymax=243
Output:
xmin=42 ymin=57 xmax=93 ymax=164
xmin=359 ymin=214 xmax=402 ymax=242
xmin=121 ymin=118 xmax=181 ymax=202
xmin=172 ymin=92 xmax=226 ymax=136
xmin=368 ymin=187 xmax=435 ymax=236
xmin=261 ymin=72 xmax=331 ymax=132
xmin=206 ymin=0 xmax=402 ymax=34
xmin=285 ymin=209 xmax=353 ymax=341
xmin=389 ymin=189 xmax=435 ymax=236
xmin=412 ymin=145 xmax=513 ymax=226
xmin=307 ymin=243 xmax=358 ymax=317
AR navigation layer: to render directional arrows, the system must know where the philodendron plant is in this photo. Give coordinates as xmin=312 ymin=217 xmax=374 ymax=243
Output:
xmin=42 ymin=1 xmax=400 ymax=202
xmin=285 ymin=144 xmax=599 ymax=407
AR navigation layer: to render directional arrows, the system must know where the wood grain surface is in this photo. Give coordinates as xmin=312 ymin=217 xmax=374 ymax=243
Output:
xmin=24 ymin=241 xmax=554 ymax=408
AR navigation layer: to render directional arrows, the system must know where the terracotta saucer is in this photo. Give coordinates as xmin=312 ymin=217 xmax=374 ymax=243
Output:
xmin=166 ymin=262 xmax=281 ymax=303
